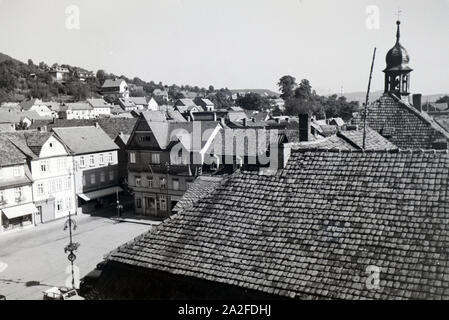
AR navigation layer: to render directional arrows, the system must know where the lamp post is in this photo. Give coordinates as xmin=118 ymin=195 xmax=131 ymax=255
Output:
xmin=63 ymin=210 xmax=79 ymax=289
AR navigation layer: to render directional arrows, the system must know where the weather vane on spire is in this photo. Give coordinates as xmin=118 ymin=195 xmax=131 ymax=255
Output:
xmin=396 ymin=7 xmax=402 ymax=21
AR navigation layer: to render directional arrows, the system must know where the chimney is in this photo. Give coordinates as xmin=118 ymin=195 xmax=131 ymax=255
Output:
xmin=242 ymin=118 xmax=247 ymax=127
xmin=298 ymin=113 xmax=311 ymax=142
xmin=412 ymin=94 xmax=422 ymax=112
xmin=220 ymin=117 xmax=226 ymax=126
xmin=187 ymin=115 xmax=191 ymax=122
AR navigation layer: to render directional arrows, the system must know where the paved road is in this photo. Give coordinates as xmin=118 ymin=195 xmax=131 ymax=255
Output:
xmin=0 ymin=214 xmax=152 ymax=300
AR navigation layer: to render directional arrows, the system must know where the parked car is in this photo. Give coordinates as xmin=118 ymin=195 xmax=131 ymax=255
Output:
xmin=43 ymin=287 xmax=84 ymax=300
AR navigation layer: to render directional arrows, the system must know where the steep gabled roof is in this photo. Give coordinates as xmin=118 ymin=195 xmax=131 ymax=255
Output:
xmin=52 ymin=126 xmax=118 ymax=154
xmin=0 ymin=135 xmax=27 ymax=167
xmin=106 ymin=149 xmax=449 ymax=300
xmin=363 ymin=93 xmax=449 ymax=149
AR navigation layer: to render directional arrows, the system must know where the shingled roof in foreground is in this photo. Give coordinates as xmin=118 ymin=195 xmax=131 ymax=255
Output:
xmin=106 ymin=149 xmax=449 ymax=300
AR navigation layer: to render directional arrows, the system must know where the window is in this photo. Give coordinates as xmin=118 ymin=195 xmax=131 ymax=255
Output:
xmin=109 ymin=171 xmax=114 ymax=181
xmin=147 ymin=176 xmax=153 ymax=188
xmin=80 ymin=156 xmax=85 ymax=168
xmin=40 ymin=161 xmax=48 ymax=172
xmin=89 ymin=155 xmax=95 ymax=166
xmin=160 ymin=196 xmax=167 ymax=211
xmin=99 ymin=154 xmax=104 ymax=165
xmin=151 ymin=153 xmax=160 ymax=164
xmin=37 ymin=183 xmax=44 ymax=196
xmin=100 ymin=172 xmax=105 ymax=183
xmin=136 ymin=198 xmax=142 ymax=209
xmin=56 ymin=199 xmax=63 ymax=212
xmin=173 ymin=179 xmax=179 ymax=191
xmin=160 ymin=178 xmax=167 ymax=189
xmin=0 ymin=191 xmax=4 ymax=203
xmin=56 ymin=179 xmax=62 ymax=192
xmin=135 ymin=177 xmax=141 ymax=187
xmin=57 ymin=158 xmax=66 ymax=171
xmin=130 ymin=152 xmax=136 ymax=164
xmin=15 ymin=187 xmax=23 ymax=200
xmin=65 ymin=177 xmax=71 ymax=190
xmin=108 ymin=153 xmax=113 ymax=163
xmin=90 ymin=174 xmax=96 ymax=184
xmin=13 ymin=166 xmax=21 ymax=177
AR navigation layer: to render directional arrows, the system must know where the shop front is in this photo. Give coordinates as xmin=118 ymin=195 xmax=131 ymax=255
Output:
xmin=1 ymin=203 xmax=37 ymax=233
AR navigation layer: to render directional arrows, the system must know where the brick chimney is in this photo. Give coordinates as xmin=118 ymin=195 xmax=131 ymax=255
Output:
xmin=298 ymin=113 xmax=311 ymax=142
xmin=412 ymin=94 xmax=422 ymax=112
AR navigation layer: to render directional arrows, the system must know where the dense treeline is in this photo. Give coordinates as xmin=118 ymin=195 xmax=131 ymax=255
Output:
xmin=278 ymin=75 xmax=359 ymax=120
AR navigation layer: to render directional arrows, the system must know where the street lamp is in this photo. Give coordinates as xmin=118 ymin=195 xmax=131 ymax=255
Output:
xmin=63 ymin=210 xmax=79 ymax=289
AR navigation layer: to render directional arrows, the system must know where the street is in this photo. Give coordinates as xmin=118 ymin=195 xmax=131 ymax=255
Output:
xmin=0 ymin=214 xmax=153 ymax=300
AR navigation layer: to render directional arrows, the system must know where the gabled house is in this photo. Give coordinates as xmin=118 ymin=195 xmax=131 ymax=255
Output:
xmin=49 ymin=65 xmax=70 ymax=83
xmin=65 ymin=102 xmax=94 ymax=120
xmin=19 ymin=99 xmax=53 ymax=118
xmin=117 ymin=98 xmax=138 ymax=111
xmin=129 ymin=97 xmax=149 ymax=110
xmin=152 ymin=89 xmax=169 ymax=102
xmin=194 ymin=98 xmax=215 ymax=111
xmin=52 ymin=127 xmax=120 ymax=214
xmin=5 ymin=132 xmax=76 ymax=224
xmin=0 ymin=136 xmax=36 ymax=234
xmin=147 ymin=97 xmax=160 ymax=111
xmin=101 ymin=79 xmax=129 ymax=99
xmin=87 ymin=98 xmax=112 ymax=117
xmin=126 ymin=112 xmax=222 ymax=217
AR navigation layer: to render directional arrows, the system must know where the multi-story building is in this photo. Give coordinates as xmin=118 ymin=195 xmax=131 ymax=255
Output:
xmin=0 ymin=136 xmax=36 ymax=234
xmin=5 ymin=131 xmax=76 ymax=223
xmin=126 ymin=112 xmax=222 ymax=217
xmin=101 ymin=79 xmax=129 ymax=99
xmin=52 ymin=126 xmax=120 ymax=213
xmin=65 ymin=102 xmax=95 ymax=120
xmin=87 ymin=98 xmax=112 ymax=117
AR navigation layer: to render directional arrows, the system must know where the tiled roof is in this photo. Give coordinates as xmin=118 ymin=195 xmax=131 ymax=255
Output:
xmin=0 ymin=135 xmax=28 ymax=167
xmin=52 ymin=126 xmax=118 ymax=154
xmin=87 ymin=98 xmax=110 ymax=109
xmin=361 ymin=93 xmax=449 ymax=149
xmin=337 ymin=128 xmax=398 ymax=151
xmin=172 ymin=176 xmax=224 ymax=213
xmin=28 ymin=118 xmax=137 ymax=140
xmin=4 ymin=131 xmax=53 ymax=158
xmin=129 ymin=97 xmax=148 ymax=106
xmin=66 ymin=102 xmax=93 ymax=111
xmin=102 ymin=79 xmax=126 ymax=88
xmin=107 ymin=149 xmax=449 ymax=300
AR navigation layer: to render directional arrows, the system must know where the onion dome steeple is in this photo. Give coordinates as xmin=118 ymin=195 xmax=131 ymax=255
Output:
xmin=383 ymin=20 xmax=413 ymax=97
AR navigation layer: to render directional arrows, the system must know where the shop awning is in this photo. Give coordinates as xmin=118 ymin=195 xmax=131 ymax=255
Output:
xmin=78 ymin=186 xmax=123 ymax=202
xmin=2 ymin=203 xmax=38 ymax=219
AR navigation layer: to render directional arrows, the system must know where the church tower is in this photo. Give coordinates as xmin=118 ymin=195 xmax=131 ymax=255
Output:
xmin=383 ymin=20 xmax=413 ymax=97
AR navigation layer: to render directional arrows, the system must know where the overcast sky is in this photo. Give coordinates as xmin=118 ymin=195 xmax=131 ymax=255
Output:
xmin=0 ymin=0 xmax=448 ymax=94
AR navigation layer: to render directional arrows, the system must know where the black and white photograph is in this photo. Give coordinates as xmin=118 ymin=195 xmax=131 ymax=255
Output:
xmin=0 ymin=0 xmax=449 ymax=307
